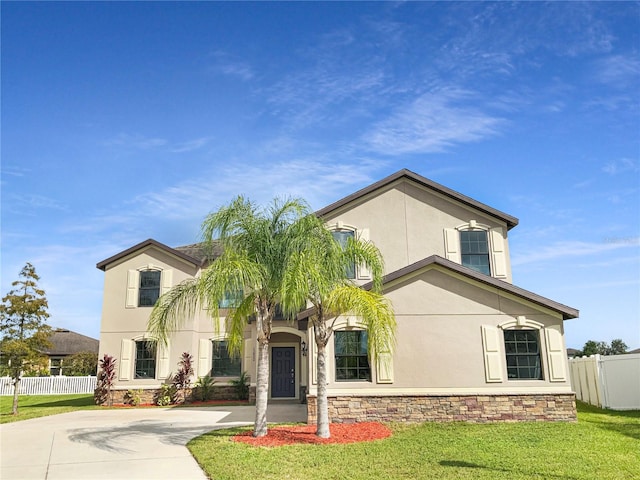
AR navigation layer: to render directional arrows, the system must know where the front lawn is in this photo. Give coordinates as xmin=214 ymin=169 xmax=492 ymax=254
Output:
xmin=188 ymin=402 xmax=640 ymax=480
xmin=0 ymin=394 xmax=99 ymax=423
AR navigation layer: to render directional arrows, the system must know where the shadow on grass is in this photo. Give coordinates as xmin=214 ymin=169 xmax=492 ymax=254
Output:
xmin=577 ymin=401 xmax=640 ymax=440
xmin=439 ymin=459 xmax=580 ymax=479
xmin=28 ymin=396 xmax=96 ymax=408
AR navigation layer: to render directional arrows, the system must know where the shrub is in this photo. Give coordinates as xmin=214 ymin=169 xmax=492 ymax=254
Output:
xmin=124 ymin=389 xmax=143 ymax=406
xmin=171 ymin=352 xmax=194 ymax=404
xmin=94 ymin=354 xmax=116 ymax=406
xmin=155 ymin=384 xmax=177 ymax=406
xmin=194 ymin=375 xmax=216 ymax=401
xmin=230 ymin=371 xmax=250 ymax=400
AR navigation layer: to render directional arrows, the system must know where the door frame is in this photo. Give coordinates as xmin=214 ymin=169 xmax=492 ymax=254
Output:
xmin=269 ymin=342 xmax=299 ymax=400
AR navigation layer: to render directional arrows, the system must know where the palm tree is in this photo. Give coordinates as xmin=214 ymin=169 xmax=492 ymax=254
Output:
xmin=148 ymin=196 xmax=310 ymax=437
xmin=281 ymin=215 xmax=396 ymax=438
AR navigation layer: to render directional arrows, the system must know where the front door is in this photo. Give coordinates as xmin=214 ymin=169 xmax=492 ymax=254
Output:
xmin=271 ymin=347 xmax=295 ymax=398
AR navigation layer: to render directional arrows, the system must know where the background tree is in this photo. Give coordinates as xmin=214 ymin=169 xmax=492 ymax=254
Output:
xmin=608 ymin=339 xmax=628 ymax=355
xmin=0 ymin=263 xmax=52 ymax=415
xmin=281 ymin=215 xmax=396 ymax=438
xmin=64 ymin=351 xmax=99 ymax=376
xmin=580 ymin=339 xmax=628 ymax=356
xmin=149 ymin=196 xmax=311 ymax=437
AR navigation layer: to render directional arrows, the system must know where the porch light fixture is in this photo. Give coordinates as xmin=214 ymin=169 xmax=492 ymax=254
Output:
xmin=301 ymin=340 xmax=308 ymax=356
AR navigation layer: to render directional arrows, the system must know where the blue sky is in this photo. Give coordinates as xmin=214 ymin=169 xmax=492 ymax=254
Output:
xmin=2 ymin=2 xmax=639 ymax=350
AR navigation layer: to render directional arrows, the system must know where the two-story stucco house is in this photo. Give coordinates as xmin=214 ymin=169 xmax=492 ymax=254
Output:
xmin=97 ymin=169 xmax=578 ymax=422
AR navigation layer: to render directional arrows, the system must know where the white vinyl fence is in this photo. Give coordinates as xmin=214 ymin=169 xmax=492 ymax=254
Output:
xmin=0 ymin=376 xmax=97 ymax=396
xmin=569 ymin=353 xmax=640 ymax=410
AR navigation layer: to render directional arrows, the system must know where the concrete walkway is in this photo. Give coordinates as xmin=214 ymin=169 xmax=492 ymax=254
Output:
xmin=0 ymin=403 xmax=307 ymax=480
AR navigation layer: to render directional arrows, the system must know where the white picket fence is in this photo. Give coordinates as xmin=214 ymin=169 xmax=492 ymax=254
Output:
xmin=569 ymin=353 xmax=640 ymax=410
xmin=0 ymin=376 xmax=97 ymax=396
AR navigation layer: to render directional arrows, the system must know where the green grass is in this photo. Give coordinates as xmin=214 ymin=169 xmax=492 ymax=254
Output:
xmin=0 ymin=394 xmax=99 ymax=423
xmin=188 ymin=402 xmax=640 ymax=480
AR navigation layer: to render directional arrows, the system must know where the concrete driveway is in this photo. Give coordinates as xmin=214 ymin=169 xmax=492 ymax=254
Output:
xmin=0 ymin=403 xmax=307 ymax=480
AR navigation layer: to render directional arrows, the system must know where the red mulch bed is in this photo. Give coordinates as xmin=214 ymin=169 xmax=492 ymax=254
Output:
xmin=233 ymin=422 xmax=392 ymax=447
xmin=111 ymin=400 xmax=251 ymax=408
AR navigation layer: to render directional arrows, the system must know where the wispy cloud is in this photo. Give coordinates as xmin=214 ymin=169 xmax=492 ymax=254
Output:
xmin=1 ymin=165 xmax=30 ymax=177
xmin=363 ymin=89 xmax=504 ymax=155
xmin=3 ymin=193 xmax=67 ymax=215
xmin=512 ymin=239 xmax=639 ymax=267
xmin=103 ymin=133 xmax=168 ymax=150
xmin=170 ymin=137 xmax=212 ymax=153
xmin=596 ymin=54 xmax=640 ymax=88
xmin=103 ymin=134 xmax=212 ymax=154
xmin=603 ymin=158 xmax=639 ymax=175
xmin=207 ymin=51 xmax=254 ymax=81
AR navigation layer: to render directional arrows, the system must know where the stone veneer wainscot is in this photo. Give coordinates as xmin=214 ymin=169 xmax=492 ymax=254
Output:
xmin=306 ymin=394 xmax=577 ymax=424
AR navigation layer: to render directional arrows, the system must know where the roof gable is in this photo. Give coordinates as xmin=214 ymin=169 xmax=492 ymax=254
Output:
xmin=96 ymin=238 xmax=202 ymax=271
xmin=315 ymin=169 xmax=519 ymax=230
xmin=368 ymin=255 xmax=578 ymax=320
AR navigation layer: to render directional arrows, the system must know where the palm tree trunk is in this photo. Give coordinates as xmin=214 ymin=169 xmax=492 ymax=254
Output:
xmin=316 ymin=342 xmax=330 ymax=438
xmin=253 ymin=338 xmax=269 ymax=437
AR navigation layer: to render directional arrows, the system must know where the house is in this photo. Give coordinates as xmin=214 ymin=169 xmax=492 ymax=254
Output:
xmin=43 ymin=328 xmax=99 ymax=376
xmin=96 ymin=169 xmax=578 ymax=421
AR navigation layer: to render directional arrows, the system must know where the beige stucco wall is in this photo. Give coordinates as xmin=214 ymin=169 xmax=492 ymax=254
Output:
xmin=98 ymin=245 xmax=254 ymax=389
xmin=306 ymin=266 xmax=571 ymax=397
xmin=322 ymin=178 xmax=513 ymax=283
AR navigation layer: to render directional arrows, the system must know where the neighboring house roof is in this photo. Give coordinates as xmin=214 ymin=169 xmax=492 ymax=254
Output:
xmin=315 ymin=169 xmax=519 ymax=230
xmin=43 ymin=328 xmax=99 ymax=356
xmin=298 ymin=255 xmax=579 ymax=321
xmin=96 ymin=238 xmax=213 ymax=270
xmin=566 ymin=348 xmax=581 ymax=357
xmin=628 ymin=348 xmax=640 ymax=354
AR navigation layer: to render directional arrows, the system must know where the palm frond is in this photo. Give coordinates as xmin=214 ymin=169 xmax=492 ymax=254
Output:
xmin=326 ymin=284 xmax=396 ymax=355
xmin=148 ymin=278 xmax=201 ymax=347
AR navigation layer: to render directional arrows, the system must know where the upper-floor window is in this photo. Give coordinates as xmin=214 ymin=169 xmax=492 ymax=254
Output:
xmin=212 ymin=340 xmax=241 ymax=376
xmin=460 ymin=230 xmax=491 ymax=276
xmin=332 ymin=230 xmax=355 ymax=279
xmin=335 ymin=330 xmax=370 ymax=381
xmin=504 ymin=330 xmax=542 ymax=380
xmin=135 ymin=340 xmax=157 ymax=379
xmin=218 ymin=289 xmax=244 ymax=309
xmin=139 ymin=270 xmax=161 ymax=307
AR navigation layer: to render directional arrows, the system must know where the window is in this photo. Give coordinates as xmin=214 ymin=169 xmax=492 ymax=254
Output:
xmin=504 ymin=330 xmax=542 ymax=380
xmin=460 ymin=230 xmax=491 ymax=275
xmin=135 ymin=341 xmax=157 ymax=379
xmin=218 ymin=290 xmax=243 ymax=309
xmin=50 ymin=357 xmax=63 ymax=376
xmin=332 ymin=230 xmax=355 ymax=279
xmin=212 ymin=340 xmax=241 ymax=376
xmin=139 ymin=270 xmax=161 ymax=307
xmin=335 ymin=331 xmax=370 ymax=381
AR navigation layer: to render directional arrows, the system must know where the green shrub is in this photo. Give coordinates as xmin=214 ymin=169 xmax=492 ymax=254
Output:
xmin=124 ymin=389 xmax=143 ymax=406
xmin=230 ymin=371 xmax=250 ymax=400
xmin=155 ymin=384 xmax=177 ymax=406
xmin=194 ymin=375 xmax=216 ymax=401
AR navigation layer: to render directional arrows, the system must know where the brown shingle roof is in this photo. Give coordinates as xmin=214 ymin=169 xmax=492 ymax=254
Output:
xmin=315 ymin=169 xmax=519 ymax=230
xmin=43 ymin=329 xmax=99 ymax=356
